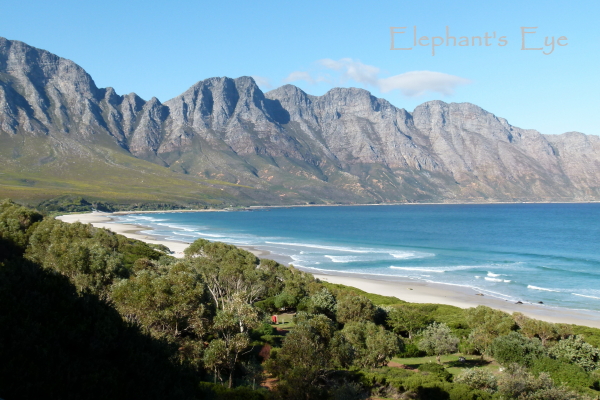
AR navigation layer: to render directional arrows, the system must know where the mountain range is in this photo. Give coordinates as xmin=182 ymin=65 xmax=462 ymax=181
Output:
xmin=1 ymin=36 xmax=599 ymax=206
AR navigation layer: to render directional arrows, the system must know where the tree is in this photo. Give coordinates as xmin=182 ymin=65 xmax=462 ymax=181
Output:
xmin=341 ymin=321 xmax=402 ymax=368
xmin=514 ymin=312 xmax=558 ymax=346
xmin=186 ymin=240 xmax=265 ymax=309
xmin=111 ymin=262 xmax=208 ymax=340
xmin=418 ymin=322 xmax=459 ymax=363
xmin=465 ymin=306 xmax=515 ymax=357
xmin=208 ymin=294 xmax=260 ymax=388
xmin=306 ymin=287 xmax=337 ymax=317
xmin=490 ymin=332 xmax=546 ymax=367
xmin=335 ymin=292 xmax=376 ymax=324
xmin=387 ymin=305 xmax=431 ymax=339
xmin=266 ymin=313 xmax=337 ymax=399
xmin=0 ymin=200 xmax=43 ymax=256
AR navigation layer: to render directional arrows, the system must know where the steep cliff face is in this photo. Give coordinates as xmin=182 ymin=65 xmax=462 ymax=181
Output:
xmin=1 ymin=36 xmax=599 ymax=204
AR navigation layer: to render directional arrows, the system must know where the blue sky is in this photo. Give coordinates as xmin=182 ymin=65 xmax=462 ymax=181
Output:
xmin=2 ymin=0 xmax=598 ymax=135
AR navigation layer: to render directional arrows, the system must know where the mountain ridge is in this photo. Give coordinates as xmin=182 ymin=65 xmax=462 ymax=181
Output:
xmin=1 ymin=36 xmax=599 ymax=206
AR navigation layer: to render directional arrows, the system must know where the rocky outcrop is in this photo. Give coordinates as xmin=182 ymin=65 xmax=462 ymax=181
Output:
xmin=1 ymin=36 xmax=599 ymax=204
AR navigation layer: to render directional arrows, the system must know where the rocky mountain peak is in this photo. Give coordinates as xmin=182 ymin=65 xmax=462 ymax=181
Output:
xmin=1 ymin=37 xmax=599 ymax=204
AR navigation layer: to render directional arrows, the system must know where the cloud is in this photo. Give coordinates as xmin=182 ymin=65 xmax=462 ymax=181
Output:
xmin=251 ymin=75 xmax=273 ymax=89
xmin=285 ymin=58 xmax=471 ymax=97
xmin=379 ymin=71 xmax=472 ymax=97
xmin=318 ymin=58 xmax=380 ymax=87
xmin=284 ymin=71 xmax=316 ymax=85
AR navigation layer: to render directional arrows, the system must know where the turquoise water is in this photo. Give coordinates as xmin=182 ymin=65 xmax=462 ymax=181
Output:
xmin=113 ymin=204 xmax=600 ymax=312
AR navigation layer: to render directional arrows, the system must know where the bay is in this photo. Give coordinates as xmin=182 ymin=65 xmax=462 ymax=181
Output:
xmin=113 ymin=203 xmax=600 ymax=312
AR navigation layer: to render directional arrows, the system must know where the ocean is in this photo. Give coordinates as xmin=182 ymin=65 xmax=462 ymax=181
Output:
xmin=112 ymin=203 xmax=600 ymax=313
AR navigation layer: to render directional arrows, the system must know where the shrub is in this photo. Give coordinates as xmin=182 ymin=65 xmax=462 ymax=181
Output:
xmin=418 ymin=322 xmax=460 ymax=364
xmin=448 ymin=384 xmax=493 ymax=400
xmin=491 ymin=332 xmax=546 ymax=366
xmin=335 ymin=293 xmax=376 ymax=324
xmin=397 ymin=341 xmax=426 ymax=358
xmin=419 ymin=362 xmax=453 ymax=382
xmin=454 ymin=368 xmax=497 ymax=393
xmin=549 ymin=335 xmax=600 ymax=372
xmin=530 ymin=357 xmax=592 ymax=390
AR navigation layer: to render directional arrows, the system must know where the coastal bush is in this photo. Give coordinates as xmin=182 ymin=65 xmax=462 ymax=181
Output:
xmin=308 ymin=287 xmax=337 ymax=315
xmin=448 ymin=384 xmax=493 ymax=400
xmin=111 ymin=263 xmax=209 ymax=341
xmin=197 ymin=382 xmax=270 ymax=399
xmin=321 ymin=281 xmax=407 ymax=307
xmin=335 ymin=292 xmax=377 ymax=324
xmin=454 ymin=368 xmax=497 ymax=393
xmin=491 ymin=332 xmax=546 ymax=367
xmin=418 ymin=322 xmax=460 ymax=364
xmin=401 ymin=373 xmax=452 ymax=398
xmin=387 ymin=304 xmax=432 ymax=339
xmin=418 ymin=362 xmax=453 ymax=382
xmin=571 ymin=326 xmax=600 ymax=348
xmin=530 ymin=357 xmax=592 ymax=390
xmin=496 ymin=364 xmax=553 ymax=398
xmin=496 ymin=363 xmax=591 ymax=399
xmin=465 ymin=306 xmax=516 ymax=356
xmin=514 ymin=312 xmax=558 ymax=346
xmin=549 ymin=335 xmax=600 ymax=372
xmin=3 ymin=201 xmax=600 ymax=399
xmin=265 ymin=314 xmax=337 ymax=399
xmin=397 ymin=341 xmax=427 ymax=357
xmin=341 ymin=321 xmax=402 ymax=368
xmin=426 ymin=304 xmax=470 ymax=334
xmin=0 ymin=199 xmax=43 ymax=254
xmin=0 ymin=256 xmax=198 ymax=399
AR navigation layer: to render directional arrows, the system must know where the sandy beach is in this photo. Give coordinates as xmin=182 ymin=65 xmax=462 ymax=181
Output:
xmin=56 ymin=212 xmax=272 ymax=259
xmin=56 ymin=212 xmax=600 ymax=328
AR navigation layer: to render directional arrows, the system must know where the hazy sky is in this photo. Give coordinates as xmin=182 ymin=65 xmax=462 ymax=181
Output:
xmin=2 ymin=0 xmax=598 ymax=135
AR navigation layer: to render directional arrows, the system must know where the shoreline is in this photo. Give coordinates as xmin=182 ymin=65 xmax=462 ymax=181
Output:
xmin=56 ymin=212 xmax=600 ymax=329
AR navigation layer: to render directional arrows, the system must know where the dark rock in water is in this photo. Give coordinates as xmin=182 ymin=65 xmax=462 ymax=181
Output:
xmin=538 ymin=301 xmax=544 ymax=304
xmin=516 ymin=301 xmax=523 ymax=304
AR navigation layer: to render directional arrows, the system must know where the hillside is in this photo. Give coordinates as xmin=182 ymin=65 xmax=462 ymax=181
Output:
xmin=1 ymin=36 xmax=599 ymax=206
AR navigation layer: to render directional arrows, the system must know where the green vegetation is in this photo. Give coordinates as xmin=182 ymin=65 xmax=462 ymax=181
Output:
xmin=0 ymin=137 xmax=248 ymax=207
xmin=1 ymin=199 xmax=600 ymax=399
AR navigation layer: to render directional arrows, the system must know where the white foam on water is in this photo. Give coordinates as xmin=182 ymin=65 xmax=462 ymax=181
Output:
xmin=325 ymin=255 xmax=362 ymax=263
xmin=487 ymin=272 xmax=505 ymax=277
xmin=572 ymin=293 xmax=600 ymax=300
xmin=389 ymin=251 xmax=434 ymax=259
xmin=265 ymin=241 xmax=433 ymax=260
xmin=390 ymin=266 xmax=446 ymax=273
xmin=527 ymin=285 xmax=560 ymax=292
xmin=390 ymin=265 xmax=485 ymax=273
xmin=193 ymin=231 xmax=227 ymax=238
xmin=485 ymin=277 xmax=503 ymax=282
xmin=265 ymin=241 xmax=374 ymax=253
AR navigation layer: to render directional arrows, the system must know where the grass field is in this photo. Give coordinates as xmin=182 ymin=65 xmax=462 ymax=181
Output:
xmin=0 ymin=134 xmax=254 ymax=206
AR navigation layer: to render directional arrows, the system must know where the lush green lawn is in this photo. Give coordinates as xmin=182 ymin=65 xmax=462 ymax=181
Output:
xmin=273 ymin=313 xmax=296 ymax=329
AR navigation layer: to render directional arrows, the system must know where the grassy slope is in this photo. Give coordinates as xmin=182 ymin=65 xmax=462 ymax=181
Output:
xmin=0 ymin=134 xmax=254 ymax=205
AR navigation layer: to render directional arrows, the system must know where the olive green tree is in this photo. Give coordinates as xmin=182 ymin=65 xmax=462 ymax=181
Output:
xmin=418 ymin=322 xmax=459 ymax=364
